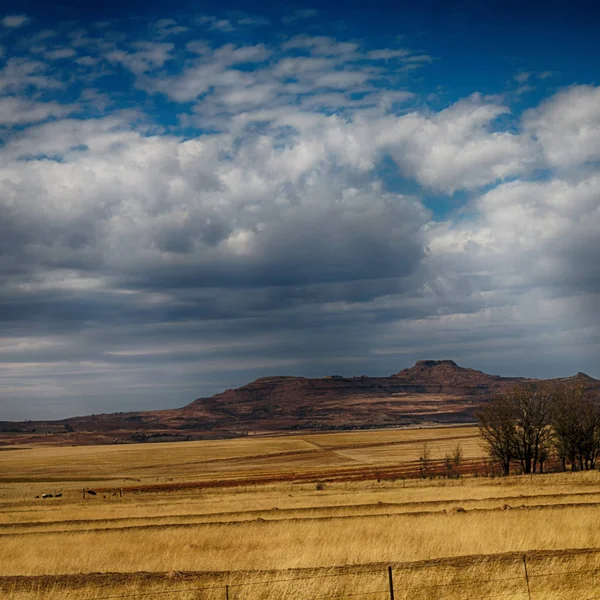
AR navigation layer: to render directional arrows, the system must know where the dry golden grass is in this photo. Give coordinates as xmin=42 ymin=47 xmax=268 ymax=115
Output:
xmin=4 ymin=502 xmax=600 ymax=574
xmin=2 ymin=425 xmax=600 ymax=599
xmin=0 ymin=426 xmax=479 ymax=482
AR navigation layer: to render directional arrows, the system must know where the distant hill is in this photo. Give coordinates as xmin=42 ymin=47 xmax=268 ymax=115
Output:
xmin=1 ymin=360 xmax=598 ymax=446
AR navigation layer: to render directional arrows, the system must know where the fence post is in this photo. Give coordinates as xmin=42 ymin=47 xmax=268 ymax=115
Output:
xmin=388 ymin=566 xmax=394 ymax=600
xmin=522 ymin=555 xmax=532 ymax=600
xmin=225 ymin=584 xmax=229 ymax=600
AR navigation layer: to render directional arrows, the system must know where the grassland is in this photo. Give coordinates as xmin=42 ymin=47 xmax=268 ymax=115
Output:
xmin=2 ymin=425 xmax=600 ymax=599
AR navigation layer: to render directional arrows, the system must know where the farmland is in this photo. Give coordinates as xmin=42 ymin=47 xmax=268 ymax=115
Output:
xmin=2 ymin=425 xmax=600 ymax=599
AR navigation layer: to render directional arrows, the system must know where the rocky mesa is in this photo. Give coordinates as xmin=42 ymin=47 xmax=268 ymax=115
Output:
xmin=1 ymin=360 xmax=598 ymax=446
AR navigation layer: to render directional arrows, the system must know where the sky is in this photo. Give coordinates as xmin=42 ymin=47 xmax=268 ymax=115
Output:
xmin=1 ymin=0 xmax=599 ymax=420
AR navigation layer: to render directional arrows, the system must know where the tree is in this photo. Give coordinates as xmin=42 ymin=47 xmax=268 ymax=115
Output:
xmin=479 ymin=382 xmax=600 ymax=476
xmin=478 ymin=384 xmax=553 ymax=475
xmin=578 ymin=397 xmax=600 ymax=470
xmin=444 ymin=452 xmax=453 ymax=479
xmin=550 ymin=384 xmax=579 ymax=471
xmin=444 ymin=443 xmax=463 ymax=478
xmin=509 ymin=385 xmax=553 ymax=475
xmin=551 ymin=384 xmax=600 ymax=471
xmin=477 ymin=396 xmax=516 ymax=475
xmin=452 ymin=442 xmax=463 ymax=477
xmin=419 ymin=443 xmax=431 ymax=478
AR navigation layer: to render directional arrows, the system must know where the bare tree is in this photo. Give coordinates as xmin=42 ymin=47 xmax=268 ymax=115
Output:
xmin=419 ymin=443 xmax=431 ymax=478
xmin=444 ymin=452 xmax=453 ymax=479
xmin=444 ymin=443 xmax=463 ymax=479
xmin=509 ymin=385 xmax=553 ymax=475
xmin=579 ymin=398 xmax=600 ymax=470
xmin=452 ymin=442 xmax=463 ymax=477
xmin=480 ymin=382 xmax=599 ymax=477
xmin=550 ymin=383 xmax=600 ymax=471
xmin=477 ymin=396 xmax=516 ymax=475
xmin=550 ymin=384 xmax=579 ymax=471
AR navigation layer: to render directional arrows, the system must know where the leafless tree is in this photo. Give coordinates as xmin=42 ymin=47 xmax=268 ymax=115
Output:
xmin=551 ymin=384 xmax=600 ymax=471
xmin=419 ymin=443 xmax=432 ymax=478
xmin=477 ymin=395 xmax=516 ymax=475
xmin=452 ymin=442 xmax=463 ymax=475
xmin=509 ymin=385 xmax=554 ymax=475
xmin=480 ymin=382 xmax=600 ymax=476
xmin=478 ymin=384 xmax=553 ymax=475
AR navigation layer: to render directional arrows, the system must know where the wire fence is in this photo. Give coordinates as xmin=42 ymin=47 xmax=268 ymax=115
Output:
xmin=68 ymin=554 xmax=600 ymax=600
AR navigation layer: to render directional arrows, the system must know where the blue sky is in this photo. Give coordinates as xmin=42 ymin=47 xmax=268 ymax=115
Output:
xmin=0 ymin=0 xmax=599 ymax=420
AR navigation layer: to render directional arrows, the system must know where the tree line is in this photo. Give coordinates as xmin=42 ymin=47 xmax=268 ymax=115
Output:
xmin=477 ymin=383 xmax=600 ymax=475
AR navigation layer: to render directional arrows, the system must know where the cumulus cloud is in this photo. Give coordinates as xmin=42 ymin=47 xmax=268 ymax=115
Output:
xmin=371 ymin=94 xmax=538 ymax=193
xmin=524 ymin=85 xmax=600 ymax=169
xmin=425 ymin=170 xmax=600 ymax=372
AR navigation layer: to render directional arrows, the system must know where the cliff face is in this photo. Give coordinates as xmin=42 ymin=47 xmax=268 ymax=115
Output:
xmin=1 ymin=360 xmax=598 ymax=445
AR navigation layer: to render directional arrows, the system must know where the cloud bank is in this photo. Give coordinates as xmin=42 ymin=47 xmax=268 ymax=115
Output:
xmin=0 ymin=8 xmax=598 ymax=419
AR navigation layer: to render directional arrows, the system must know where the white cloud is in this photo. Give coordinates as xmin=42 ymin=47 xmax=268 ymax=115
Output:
xmin=107 ymin=42 xmax=175 ymax=76
xmin=524 ymin=84 xmax=600 ymax=169
xmin=45 ymin=48 xmax=77 ymax=60
xmin=282 ymin=35 xmax=359 ymax=57
xmin=2 ymin=14 xmax=29 ymax=28
xmin=75 ymin=56 xmax=98 ymax=66
xmin=211 ymin=19 xmax=234 ymax=32
xmin=221 ymin=83 xmax=278 ymax=106
xmin=123 ymin=36 xmax=428 ymax=134
xmin=313 ymin=70 xmax=370 ymax=88
xmin=0 ymin=57 xmax=63 ymax=94
xmin=141 ymin=43 xmax=271 ymax=102
xmin=377 ymin=95 xmax=537 ymax=193
xmin=154 ymin=18 xmax=189 ymax=38
xmin=197 ymin=15 xmax=234 ymax=32
xmin=427 ymin=173 xmax=600 ymax=311
xmin=0 ymin=97 xmax=72 ymax=126
xmin=2 ymin=113 xmax=142 ymax=160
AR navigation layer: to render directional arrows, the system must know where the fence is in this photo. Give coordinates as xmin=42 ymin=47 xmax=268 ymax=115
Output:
xmin=66 ymin=553 xmax=600 ymax=600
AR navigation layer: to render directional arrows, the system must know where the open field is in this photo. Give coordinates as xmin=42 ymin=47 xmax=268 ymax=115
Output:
xmin=2 ymin=425 xmax=600 ymax=599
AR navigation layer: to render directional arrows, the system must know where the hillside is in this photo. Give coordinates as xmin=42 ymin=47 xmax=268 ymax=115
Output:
xmin=1 ymin=360 xmax=598 ymax=446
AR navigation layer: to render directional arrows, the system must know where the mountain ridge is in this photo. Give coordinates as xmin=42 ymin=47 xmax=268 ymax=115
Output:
xmin=1 ymin=360 xmax=598 ymax=446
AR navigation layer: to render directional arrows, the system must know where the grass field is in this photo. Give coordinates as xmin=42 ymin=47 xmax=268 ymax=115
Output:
xmin=2 ymin=425 xmax=600 ymax=599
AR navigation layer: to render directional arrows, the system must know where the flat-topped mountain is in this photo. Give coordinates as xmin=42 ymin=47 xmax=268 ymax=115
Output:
xmin=1 ymin=360 xmax=598 ymax=446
